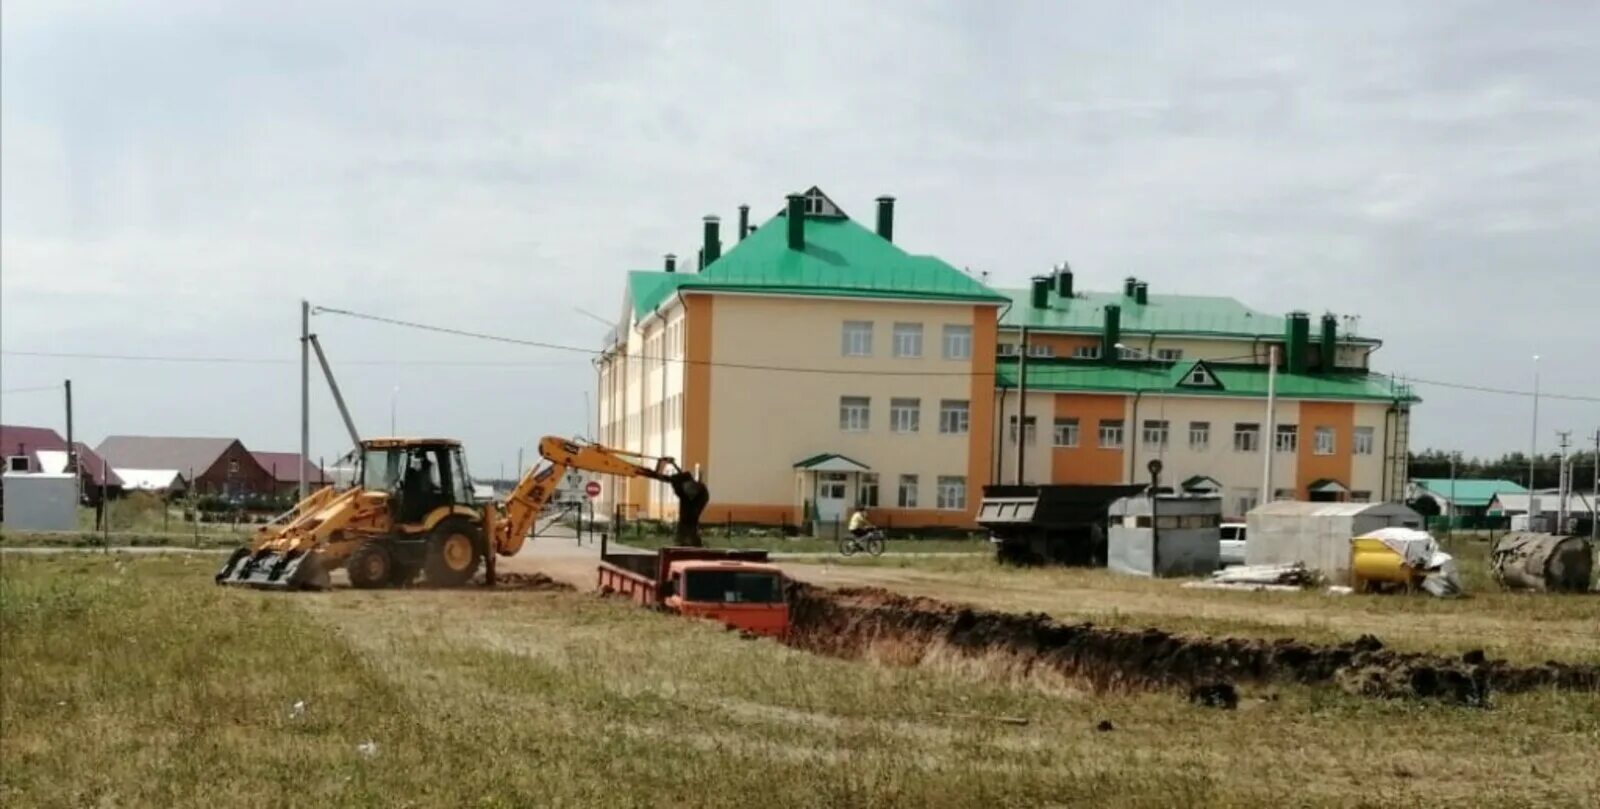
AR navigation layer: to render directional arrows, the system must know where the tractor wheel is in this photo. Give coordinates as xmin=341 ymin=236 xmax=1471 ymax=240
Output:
xmin=389 ymin=562 xmax=421 ymax=587
xmin=348 ymin=542 xmax=393 ymax=589
xmin=423 ymin=517 xmax=483 ymax=587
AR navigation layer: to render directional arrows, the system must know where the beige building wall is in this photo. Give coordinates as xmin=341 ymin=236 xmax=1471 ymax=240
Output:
xmin=992 ymin=391 xmax=1057 ymax=486
xmin=706 ymin=295 xmax=986 ymax=524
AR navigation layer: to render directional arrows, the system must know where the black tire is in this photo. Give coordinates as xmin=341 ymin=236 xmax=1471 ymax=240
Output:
xmin=348 ymin=542 xmax=393 ymax=589
xmin=838 ymin=537 xmax=859 ymax=557
xmin=864 ymin=534 xmax=886 ymax=557
xmin=423 ymin=517 xmax=483 ymax=587
xmin=389 ymin=562 xmax=421 ymax=587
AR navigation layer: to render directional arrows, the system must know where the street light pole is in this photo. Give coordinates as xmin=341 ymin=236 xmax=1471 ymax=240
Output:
xmin=1261 ymin=345 xmax=1279 ymax=507
xmin=1528 ymin=355 xmax=1540 ymax=525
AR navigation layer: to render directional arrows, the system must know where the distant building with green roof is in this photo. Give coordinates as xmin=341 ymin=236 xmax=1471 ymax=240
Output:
xmin=597 ymin=187 xmax=1418 ymax=528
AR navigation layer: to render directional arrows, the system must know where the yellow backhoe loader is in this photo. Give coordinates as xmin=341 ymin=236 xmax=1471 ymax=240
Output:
xmin=215 ymin=436 xmax=708 ymax=590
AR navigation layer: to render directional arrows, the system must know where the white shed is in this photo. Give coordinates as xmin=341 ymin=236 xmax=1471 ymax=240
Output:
xmin=1245 ymin=501 xmax=1423 ymax=583
xmin=2 ymin=472 xmax=79 ymax=531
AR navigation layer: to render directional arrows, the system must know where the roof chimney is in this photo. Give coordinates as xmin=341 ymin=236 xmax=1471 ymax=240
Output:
xmin=738 ymin=205 xmax=750 ymax=241
xmin=1134 ymin=282 xmax=1149 ymax=305
xmin=875 ymin=195 xmax=895 ymax=242
xmin=702 ymin=216 xmax=721 ymax=266
xmin=1285 ymin=311 xmax=1310 ymax=374
xmin=1055 ymin=264 xmax=1073 ymax=297
xmin=1320 ymin=313 xmax=1338 ymax=372
xmin=1101 ymin=305 xmax=1122 ymax=364
xmin=786 ymin=193 xmax=805 ymax=251
xmin=1124 ymin=276 xmax=1138 ymax=297
xmin=1030 ymin=276 xmax=1051 ymax=309
xmin=664 ymin=253 xmax=677 ymax=273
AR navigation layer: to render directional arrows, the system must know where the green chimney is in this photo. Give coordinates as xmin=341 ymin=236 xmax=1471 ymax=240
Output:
xmin=1030 ymin=276 xmax=1050 ymax=309
xmin=875 ymin=195 xmax=895 ymax=242
xmin=737 ymin=205 xmax=750 ymax=241
xmin=702 ymin=216 xmax=721 ymax=266
xmin=786 ymin=193 xmax=805 ymax=250
xmin=1284 ymin=311 xmax=1310 ymax=373
xmin=1102 ymin=305 xmax=1122 ymax=364
xmin=1134 ymin=282 xmax=1149 ymax=305
xmin=1320 ymin=314 xmax=1338 ymax=371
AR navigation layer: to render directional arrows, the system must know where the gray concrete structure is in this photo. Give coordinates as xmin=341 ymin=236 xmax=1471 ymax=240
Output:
xmin=2 ymin=473 xmax=78 ymax=531
xmin=1245 ymin=501 xmax=1423 ymax=584
xmin=1107 ymin=495 xmax=1222 ymax=577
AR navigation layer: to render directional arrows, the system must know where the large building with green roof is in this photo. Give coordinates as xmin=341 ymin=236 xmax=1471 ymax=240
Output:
xmin=596 ymin=187 xmax=1417 ymax=528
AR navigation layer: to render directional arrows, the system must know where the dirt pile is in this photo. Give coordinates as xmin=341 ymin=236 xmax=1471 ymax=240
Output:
xmin=785 ymin=584 xmax=1599 ymax=706
xmin=481 ymin=572 xmax=574 ymax=591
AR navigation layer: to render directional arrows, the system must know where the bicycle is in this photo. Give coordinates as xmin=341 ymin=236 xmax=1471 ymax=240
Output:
xmin=838 ymin=528 xmax=886 ymax=557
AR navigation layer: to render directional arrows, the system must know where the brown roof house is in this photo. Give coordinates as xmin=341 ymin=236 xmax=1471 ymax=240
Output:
xmin=251 ymin=451 xmax=330 ymax=496
xmin=1 ymin=424 xmax=123 ymax=502
xmin=96 ymin=436 xmax=274 ymax=500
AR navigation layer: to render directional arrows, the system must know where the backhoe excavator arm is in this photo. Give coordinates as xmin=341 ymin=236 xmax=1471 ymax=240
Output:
xmin=489 ymin=436 xmax=709 ymax=557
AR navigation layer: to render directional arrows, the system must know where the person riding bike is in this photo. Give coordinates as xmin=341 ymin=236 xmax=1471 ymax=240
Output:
xmin=840 ymin=508 xmax=885 ymax=557
xmin=848 ymin=507 xmax=874 ymax=538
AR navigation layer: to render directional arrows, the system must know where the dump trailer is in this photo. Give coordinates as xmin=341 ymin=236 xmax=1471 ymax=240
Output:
xmin=977 ymin=484 xmax=1144 ymax=565
xmin=598 ymin=545 xmax=790 ymax=637
xmin=216 ymin=436 xmax=708 ymax=590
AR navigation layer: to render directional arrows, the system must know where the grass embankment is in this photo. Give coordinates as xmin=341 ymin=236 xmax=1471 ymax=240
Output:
xmin=4 ymin=555 xmax=1599 ymax=808
xmin=793 ymin=540 xmax=1600 ymax=664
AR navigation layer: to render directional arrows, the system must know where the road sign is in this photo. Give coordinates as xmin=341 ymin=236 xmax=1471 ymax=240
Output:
xmin=584 ymin=480 xmax=602 ymax=499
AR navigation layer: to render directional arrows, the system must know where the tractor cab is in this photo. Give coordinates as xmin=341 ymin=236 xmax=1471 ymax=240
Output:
xmin=358 ymin=438 xmax=475 ymax=523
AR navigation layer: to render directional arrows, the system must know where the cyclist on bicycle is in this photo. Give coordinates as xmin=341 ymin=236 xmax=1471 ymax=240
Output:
xmin=848 ymin=507 xmax=875 ymax=538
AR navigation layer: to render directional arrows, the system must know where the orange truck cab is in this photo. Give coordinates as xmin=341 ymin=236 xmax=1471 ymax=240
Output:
xmin=597 ymin=547 xmax=789 ymax=637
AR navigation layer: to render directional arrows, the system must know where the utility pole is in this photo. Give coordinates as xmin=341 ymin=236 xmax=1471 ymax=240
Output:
xmin=1015 ymin=326 xmax=1028 ymax=485
xmin=1528 ymin=355 xmax=1540 ymax=521
xmin=1449 ymin=451 xmax=1459 ymax=541
xmin=1556 ymin=431 xmax=1572 ymax=534
xmin=64 ymin=379 xmax=78 ymax=504
xmin=1261 ymin=345 xmax=1279 ymax=506
xmin=300 ymin=300 xmax=310 ymax=502
xmin=1590 ymin=429 xmax=1598 ymax=544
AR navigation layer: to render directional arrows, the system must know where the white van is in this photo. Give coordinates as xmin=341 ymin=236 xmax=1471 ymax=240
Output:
xmin=1219 ymin=522 xmax=1248 ymax=566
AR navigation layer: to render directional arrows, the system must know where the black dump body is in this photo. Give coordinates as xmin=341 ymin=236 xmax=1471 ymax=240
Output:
xmin=977 ymin=484 xmax=1145 ymax=566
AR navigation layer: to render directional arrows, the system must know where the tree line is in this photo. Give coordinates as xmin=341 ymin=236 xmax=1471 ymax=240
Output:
xmin=1409 ymin=449 xmax=1599 ymax=490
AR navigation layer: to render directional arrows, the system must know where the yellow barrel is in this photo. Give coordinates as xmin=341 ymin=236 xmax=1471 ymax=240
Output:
xmin=1350 ymin=537 xmax=1416 ymax=589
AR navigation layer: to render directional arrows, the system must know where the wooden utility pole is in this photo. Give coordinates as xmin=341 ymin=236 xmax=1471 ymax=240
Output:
xmin=64 ymin=379 xmax=77 ymax=504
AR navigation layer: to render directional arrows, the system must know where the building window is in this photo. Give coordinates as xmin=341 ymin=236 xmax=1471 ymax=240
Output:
xmin=1008 ymin=415 xmax=1037 ymax=444
xmin=1233 ymin=423 xmax=1260 ymax=452
xmin=842 ymin=321 xmax=873 ymax=357
xmin=1314 ymin=426 xmax=1336 ymax=456
xmin=1053 ymin=418 xmax=1079 ymax=447
xmin=938 ymin=400 xmax=970 ymax=435
xmin=1236 ymin=494 xmax=1259 ymax=516
xmin=898 ymin=474 xmax=918 ymax=508
xmin=1142 ymin=420 xmax=1169 ymax=449
xmin=892 ymin=323 xmax=923 ymax=358
xmin=1071 ymin=345 xmax=1101 ymax=360
xmin=1098 ymin=419 xmax=1124 ymax=449
xmin=1155 ymin=348 xmax=1184 ymax=362
xmin=839 ymin=396 xmax=870 ymax=431
xmin=819 ymin=472 xmax=848 ymax=500
xmin=1189 ymin=421 xmax=1210 ymax=451
xmin=890 ymin=398 xmax=921 ymax=433
xmin=228 ymin=458 xmax=240 ymax=474
xmin=1350 ymin=490 xmax=1372 ymax=503
xmin=942 ymin=325 xmax=972 ymax=360
xmin=936 ymin=476 xmax=967 ymax=510
xmin=1025 ymin=343 xmax=1055 ymax=358
xmin=858 ymin=473 xmax=879 ymax=507
xmin=997 ymin=342 xmax=1018 ymax=357
xmin=1353 ymin=427 xmax=1375 ymax=455
xmin=1117 ymin=346 xmax=1146 ymax=361
xmin=1275 ymin=425 xmax=1298 ymax=453
xmin=7 ymin=455 xmax=30 ymax=472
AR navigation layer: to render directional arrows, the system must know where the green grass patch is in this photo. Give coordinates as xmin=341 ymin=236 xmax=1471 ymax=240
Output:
xmin=618 ymin=531 xmax=987 ymax=555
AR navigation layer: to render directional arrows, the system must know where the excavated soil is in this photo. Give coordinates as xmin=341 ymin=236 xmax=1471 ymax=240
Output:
xmin=786 ymin=584 xmax=1600 ymax=707
xmin=479 ymin=572 xmax=575 ymax=591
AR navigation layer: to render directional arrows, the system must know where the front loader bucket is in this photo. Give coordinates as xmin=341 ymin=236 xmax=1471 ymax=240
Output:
xmin=216 ymin=548 xmax=331 ymax=591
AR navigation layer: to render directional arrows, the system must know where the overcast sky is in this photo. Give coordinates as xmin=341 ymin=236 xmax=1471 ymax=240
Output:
xmin=3 ymin=1 xmax=1597 ymax=475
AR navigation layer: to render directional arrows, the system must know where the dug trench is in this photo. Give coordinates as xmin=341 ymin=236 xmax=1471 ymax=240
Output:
xmin=781 ymin=584 xmax=1600 ymax=708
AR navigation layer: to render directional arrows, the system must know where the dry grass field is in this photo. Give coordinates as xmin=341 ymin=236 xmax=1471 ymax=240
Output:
xmin=3 ymin=552 xmax=1598 ymax=808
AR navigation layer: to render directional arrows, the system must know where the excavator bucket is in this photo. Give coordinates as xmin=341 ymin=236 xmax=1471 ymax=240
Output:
xmin=216 ymin=547 xmax=331 ymax=590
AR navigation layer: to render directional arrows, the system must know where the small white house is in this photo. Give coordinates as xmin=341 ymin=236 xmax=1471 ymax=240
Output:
xmin=1246 ymin=501 xmax=1423 ymax=584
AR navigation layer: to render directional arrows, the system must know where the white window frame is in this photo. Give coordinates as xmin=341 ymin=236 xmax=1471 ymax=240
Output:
xmin=1098 ymin=419 xmax=1124 ymax=449
xmin=1353 ymin=426 xmax=1375 ymax=456
xmin=1233 ymin=423 xmax=1260 ymax=453
xmin=1142 ymin=420 xmax=1169 ymax=449
xmin=897 ymin=474 xmax=918 ymax=508
xmin=1025 ymin=343 xmax=1055 ymax=358
xmin=997 ymin=343 xmax=1019 ymax=357
xmin=1053 ymin=418 xmax=1079 ymax=448
xmin=1350 ymin=490 xmax=1373 ymax=503
xmin=1189 ymin=421 xmax=1210 ymax=451
xmin=818 ymin=472 xmax=849 ymax=500
xmin=6 ymin=455 xmax=30 ymax=472
xmin=936 ymin=476 xmax=967 ymax=510
xmin=1275 ymin=424 xmax=1298 ymax=453
xmin=1008 ymin=415 xmax=1037 ymax=444
xmin=1071 ymin=345 xmax=1102 ymax=360
xmin=842 ymin=321 xmax=873 ymax=357
xmin=1117 ymin=346 xmax=1146 ymax=361
xmin=1314 ymin=426 xmax=1335 ymax=456
xmin=858 ymin=473 xmax=879 ymax=507
xmin=942 ymin=325 xmax=972 ymax=360
xmin=1155 ymin=348 xmax=1184 ymax=362
xmin=890 ymin=398 xmax=921 ymax=433
xmin=839 ymin=396 xmax=870 ymax=432
xmin=891 ymin=322 xmax=923 ymax=358
xmin=938 ymin=400 xmax=970 ymax=435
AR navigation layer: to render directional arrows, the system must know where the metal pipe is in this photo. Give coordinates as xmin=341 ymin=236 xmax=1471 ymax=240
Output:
xmin=1016 ymin=327 xmax=1028 ymax=484
xmin=64 ymin=379 xmax=77 ymax=505
xmin=1261 ymin=345 xmax=1279 ymax=505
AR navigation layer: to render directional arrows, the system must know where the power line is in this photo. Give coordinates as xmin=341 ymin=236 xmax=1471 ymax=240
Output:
xmin=1401 ymin=375 xmax=1600 ymax=404
xmin=0 ymin=384 xmax=60 ymax=395
xmin=0 ymin=350 xmax=585 ymax=368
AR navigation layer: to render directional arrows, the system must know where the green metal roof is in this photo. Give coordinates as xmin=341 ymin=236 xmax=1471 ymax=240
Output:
xmin=997 ymin=360 xmax=1420 ymax=403
xmin=627 ymin=206 xmax=1006 ymax=320
xmin=1409 ymin=478 xmax=1526 ymax=507
xmin=997 ymin=287 xmax=1378 ymax=342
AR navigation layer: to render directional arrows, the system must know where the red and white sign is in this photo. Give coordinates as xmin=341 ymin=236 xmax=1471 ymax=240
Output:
xmin=584 ymin=480 xmax=602 ymax=499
